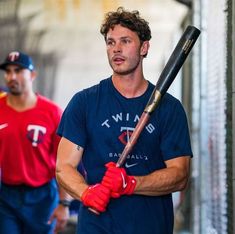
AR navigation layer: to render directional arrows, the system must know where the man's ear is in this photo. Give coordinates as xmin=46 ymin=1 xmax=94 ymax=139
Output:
xmin=140 ymin=41 xmax=150 ymax=57
xmin=30 ymin=70 xmax=37 ymax=81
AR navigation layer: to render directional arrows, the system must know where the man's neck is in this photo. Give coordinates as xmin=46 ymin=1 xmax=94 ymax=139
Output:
xmin=7 ymin=92 xmax=37 ymax=111
xmin=112 ymin=73 xmax=148 ymax=98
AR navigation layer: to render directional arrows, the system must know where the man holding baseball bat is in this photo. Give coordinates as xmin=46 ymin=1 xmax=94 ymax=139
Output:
xmin=56 ymin=7 xmax=193 ymax=234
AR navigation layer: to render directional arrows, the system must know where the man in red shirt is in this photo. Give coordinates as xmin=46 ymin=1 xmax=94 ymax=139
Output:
xmin=0 ymin=51 xmax=71 ymax=233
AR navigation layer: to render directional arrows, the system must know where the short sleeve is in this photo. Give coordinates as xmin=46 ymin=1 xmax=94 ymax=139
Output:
xmin=57 ymin=92 xmax=87 ymax=147
xmin=159 ymin=98 xmax=193 ymax=161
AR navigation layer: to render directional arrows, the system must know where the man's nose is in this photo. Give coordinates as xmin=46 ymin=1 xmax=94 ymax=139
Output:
xmin=113 ymin=42 xmax=122 ymax=53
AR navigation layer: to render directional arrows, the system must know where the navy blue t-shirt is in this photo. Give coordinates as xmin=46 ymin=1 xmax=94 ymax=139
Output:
xmin=58 ymin=77 xmax=193 ymax=234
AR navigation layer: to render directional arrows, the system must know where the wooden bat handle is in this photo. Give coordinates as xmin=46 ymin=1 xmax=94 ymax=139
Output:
xmin=116 ymin=112 xmax=151 ymax=167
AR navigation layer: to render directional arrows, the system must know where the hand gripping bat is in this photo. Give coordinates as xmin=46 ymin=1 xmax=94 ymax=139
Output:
xmin=116 ymin=25 xmax=201 ymax=167
xmin=89 ymin=25 xmax=200 ymax=214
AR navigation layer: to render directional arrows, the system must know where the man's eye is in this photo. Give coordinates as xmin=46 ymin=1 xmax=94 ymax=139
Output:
xmin=122 ymin=39 xmax=130 ymax=44
xmin=107 ymin=40 xmax=114 ymax=46
xmin=15 ymin=68 xmax=22 ymax=73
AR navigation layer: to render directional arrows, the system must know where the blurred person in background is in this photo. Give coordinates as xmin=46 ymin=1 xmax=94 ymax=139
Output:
xmin=0 ymin=51 xmax=71 ymax=234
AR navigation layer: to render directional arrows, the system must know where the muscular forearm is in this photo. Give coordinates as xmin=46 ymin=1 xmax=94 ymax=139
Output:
xmin=134 ymin=168 xmax=187 ymax=196
xmin=133 ymin=157 xmax=190 ymax=196
xmin=56 ymin=165 xmax=88 ymax=201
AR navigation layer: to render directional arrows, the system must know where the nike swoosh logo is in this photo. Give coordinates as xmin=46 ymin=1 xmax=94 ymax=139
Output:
xmin=125 ymin=162 xmax=138 ymax=168
xmin=121 ymin=172 xmax=127 ymax=188
xmin=0 ymin=123 xmax=8 ymax=130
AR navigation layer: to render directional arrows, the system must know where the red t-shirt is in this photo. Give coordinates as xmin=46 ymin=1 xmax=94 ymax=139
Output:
xmin=0 ymin=94 xmax=62 ymax=187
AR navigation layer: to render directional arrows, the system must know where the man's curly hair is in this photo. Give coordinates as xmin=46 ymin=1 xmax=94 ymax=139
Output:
xmin=100 ymin=7 xmax=151 ymax=42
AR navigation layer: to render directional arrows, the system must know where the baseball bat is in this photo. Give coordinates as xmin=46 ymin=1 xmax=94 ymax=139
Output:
xmin=116 ymin=25 xmax=201 ymax=167
xmin=89 ymin=25 xmax=200 ymax=215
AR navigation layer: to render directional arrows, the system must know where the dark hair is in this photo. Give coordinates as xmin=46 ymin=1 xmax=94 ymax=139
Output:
xmin=100 ymin=7 xmax=151 ymax=42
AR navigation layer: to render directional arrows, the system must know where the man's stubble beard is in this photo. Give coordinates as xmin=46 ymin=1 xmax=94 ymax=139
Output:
xmin=8 ymin=86 xmax=22 ymax=96
xmin=109 ymin=57 xmax=141 ymax=76
xmin=7 ymin=81 xmax=22 ymax=96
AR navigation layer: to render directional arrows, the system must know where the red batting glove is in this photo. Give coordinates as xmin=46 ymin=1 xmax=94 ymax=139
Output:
xmin=81 ymin=183 xmax=111 ymax=213
xmin=102 ymin=162 xmax=136 ymax=198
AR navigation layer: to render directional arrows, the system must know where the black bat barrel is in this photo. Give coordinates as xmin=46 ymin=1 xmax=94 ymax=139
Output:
xmin=156 ymin=25 xmax=201 ymax=96
xmin=145 ymin=26 xmax=201 ymax=115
